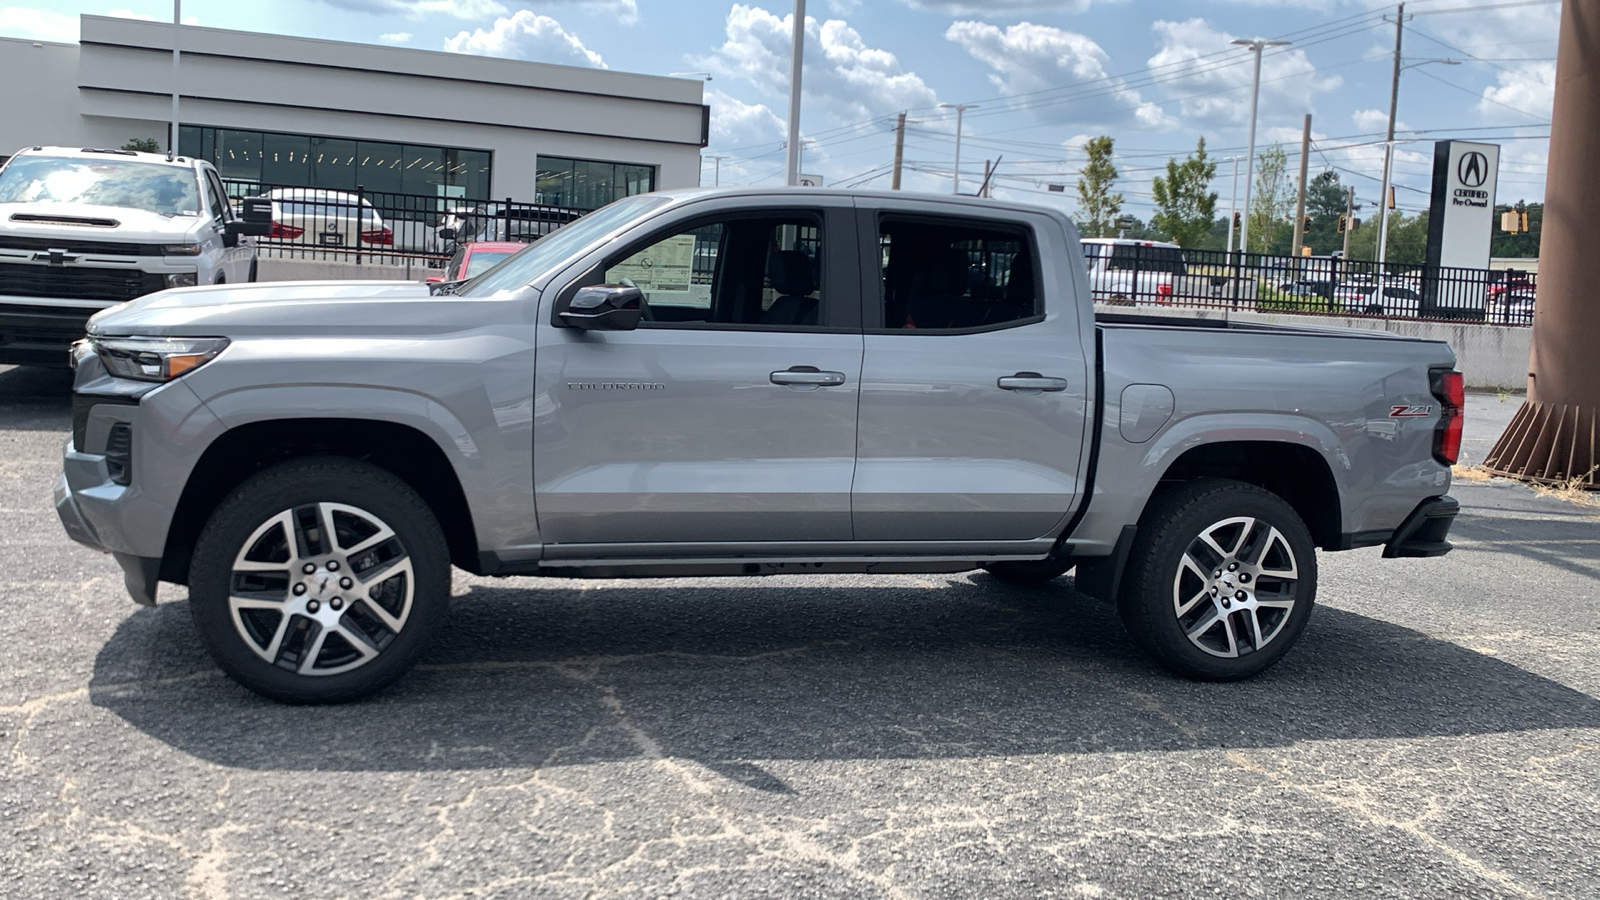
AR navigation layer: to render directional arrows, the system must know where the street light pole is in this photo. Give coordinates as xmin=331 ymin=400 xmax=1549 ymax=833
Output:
xmin=939 ymin=103 xmax=978 ymax=194
xmin=1231 ymin=38 xmax=1291 ymax=255
xmin=784 ymin=0 xmax=806 ymax=187
xmin=706 ymin=155 xmax=728 ymax=186
xmin=1225 ymin=156 xmax=1241 ymax=255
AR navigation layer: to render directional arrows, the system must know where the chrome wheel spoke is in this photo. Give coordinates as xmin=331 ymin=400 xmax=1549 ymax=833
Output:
xmin=297 ymin=626 xmax=331 ymax=675
xmin=1186 ymin=607 xmax=1222 ymax=641
xmin=1221 ymin=614 xmax=1240 ymax=656
xmin=334 ymin=623 xmax=381 ymax=659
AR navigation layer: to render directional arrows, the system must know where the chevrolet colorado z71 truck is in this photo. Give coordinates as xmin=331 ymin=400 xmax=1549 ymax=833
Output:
xmin=55 ymin=188 xmax=1463 ymax=703
xmin=0 ymin=146 xmax=268 ymax=366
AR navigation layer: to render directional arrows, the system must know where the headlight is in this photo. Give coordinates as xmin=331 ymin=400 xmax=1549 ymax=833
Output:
xmin=162 ymin=243 xmax=202 ymax=256
xmin=165 ymin=272 xmax=199 ymax=287
xmin=94 ymin=336 xmax=229 ymax=382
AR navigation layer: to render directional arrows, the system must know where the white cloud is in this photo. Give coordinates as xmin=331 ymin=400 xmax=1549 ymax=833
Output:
xmin=945 ymin=20 xmax=1176 ymax=130
xmin=107 ymin=9 xmax=154 ymax=20
xmin=0 ymin=8 xmax=77 ymax=42
xmin=1479 ymin=61 xmax=1555 ymax=122
xmin=378 ymin=31 xmax=413 ymax=44
xmin=444 ymin=11 xmax=606 ymax=68
xmin=1146 ymin=18 xmax=1341 ymax=129
xmin=705 ymin=5 xmax=938 ymax=125
xmin=707 ymin=89 xmax=786 ymax=148
xmin=1351 ymin=108 xmax=1391 ymax=134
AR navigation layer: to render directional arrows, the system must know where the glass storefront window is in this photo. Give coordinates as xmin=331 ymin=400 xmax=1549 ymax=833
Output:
xmin=534 ymin=156 xmax=656 ymax=211
xmin=179 ymin=125 xmax=493 ymax=201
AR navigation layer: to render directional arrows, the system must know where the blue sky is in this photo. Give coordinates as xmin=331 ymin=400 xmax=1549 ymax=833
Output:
xmin=2 ymin=0 xmax=1558 ymax=218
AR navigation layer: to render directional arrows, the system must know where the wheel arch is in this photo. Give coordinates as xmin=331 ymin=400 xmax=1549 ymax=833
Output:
xmin=160 ymin=418 xmax=479 ymax=584
xmin=1152 ymin=440 xmax=1342 ymax=550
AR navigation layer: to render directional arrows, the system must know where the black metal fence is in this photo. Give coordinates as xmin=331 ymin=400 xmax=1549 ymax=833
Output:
xmin=1083 ymin=243 xmax=1537 ymax=326
xmin=220 ymin=180 xmax=585 ymax=267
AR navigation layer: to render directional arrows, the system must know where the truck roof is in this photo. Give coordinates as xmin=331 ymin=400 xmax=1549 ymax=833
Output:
xmin=9 ymin=145 xmax=208 ymax=170
xmin=641 ymin=185 xmax=1077 ymax=222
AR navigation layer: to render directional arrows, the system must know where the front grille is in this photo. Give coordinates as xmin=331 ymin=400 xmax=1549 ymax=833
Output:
xmin=0 ymin=236 xmax=162 ymax=257
xmin=0 ymin=263 xmax=165 ymax=302
xmin=105 ymin=423 xmax=132 ymax=485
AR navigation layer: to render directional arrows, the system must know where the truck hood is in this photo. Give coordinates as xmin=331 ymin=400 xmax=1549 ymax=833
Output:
xmin=85 ymin=280 xmax=507 ymax=338
xmin=1 ymin=202 xmax=204 ymax=242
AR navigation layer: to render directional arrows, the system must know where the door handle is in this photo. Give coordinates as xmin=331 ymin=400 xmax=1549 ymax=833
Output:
xmin=997 ymin=373 xmax=1068 ymax=393
xmin=771 ymin=367 xmax=847 ymax=387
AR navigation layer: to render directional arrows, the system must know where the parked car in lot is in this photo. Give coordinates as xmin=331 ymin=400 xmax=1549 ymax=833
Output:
xmin=260 ymin=188 xmax=392 ymax=248
xmin=1490 ymin=287 xmax=1536 ymax=325
xmin=1335 ymin=282 xmax=1422 ymax=315
xmin=1080 ymin=237 xmax=1188 ymax=304
xmin=436 ymin=203 xmax=577 ymax=250
xmin=58 ymin=187 xmax=1463 ymax=702
xmin=0 ymin=146 xmax=268 ymax=366
xmin=424 ymin=241 xmax=526 ymax=284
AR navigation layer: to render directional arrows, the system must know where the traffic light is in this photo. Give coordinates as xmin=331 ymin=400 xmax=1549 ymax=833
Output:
xmin=1520 ymin=210 xmax=1530 ymax=233
xmin=1387 ymin=185 xmax=1396 ymax=210
xmin=1302 ymin=215 xmax=1312 ymax=233
xmin=1231 ymin=211 xmax=1242 ymax=230
xmin=1337 ymin=214 xmax=1348 ymax=234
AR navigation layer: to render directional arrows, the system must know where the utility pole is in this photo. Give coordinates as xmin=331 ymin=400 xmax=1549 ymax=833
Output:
xmin=1231 ymin=38 xmax=1291 ymax=255
xmin=939 ymin=103 xmax=978 ymax=194
xmin=169 ymin=0 xmax=181 ymax=156
xmin=1377 ymin=2 xmax=1405 ymax=266
xmin=891 ymin=111 xmax=907 ymax=190
xmin=705 ymin=155 xmax=728 ymax=186
xmin=1225 ymin=156 xmax=1241 ymax=256
xmin=783 ymin=0 xmax=806 ymax=186
xmin=1291 ymin=113 xmax=1312 ymax=258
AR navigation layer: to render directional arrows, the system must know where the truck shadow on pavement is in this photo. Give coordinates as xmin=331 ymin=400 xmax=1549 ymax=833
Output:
xmin=89 ymin=576 xmax=1600 ymax=778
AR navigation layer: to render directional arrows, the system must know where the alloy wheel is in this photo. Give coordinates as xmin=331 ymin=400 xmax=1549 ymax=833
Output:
xmin=1171 ymin=515 xmax=1300 ymax=658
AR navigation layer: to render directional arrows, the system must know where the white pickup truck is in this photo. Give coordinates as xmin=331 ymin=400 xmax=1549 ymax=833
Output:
xmin=0 ymin=146 xmax=268 ymax=366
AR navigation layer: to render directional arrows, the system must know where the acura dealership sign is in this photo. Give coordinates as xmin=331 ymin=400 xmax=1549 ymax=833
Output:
xmin=1423 ymin=140 xmax=1500 ymax=318
xmin=1426 ymin=140 xmax=1500 ymax=272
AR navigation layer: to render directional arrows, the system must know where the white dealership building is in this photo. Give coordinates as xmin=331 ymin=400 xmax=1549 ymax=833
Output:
xmin=0 ymin=15 xmax=709 ymax=209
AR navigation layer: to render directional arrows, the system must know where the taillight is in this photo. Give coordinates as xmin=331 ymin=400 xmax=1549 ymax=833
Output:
xmin=1157 ymin=281 xmax=1173 ymax=304
xmin=1431 ymin=368 xmax=1465 ymax=465
xmin=361 ymin=227 xmax=394 ymax=245
xmin=270 ymin=221 xmax=304 ymax=239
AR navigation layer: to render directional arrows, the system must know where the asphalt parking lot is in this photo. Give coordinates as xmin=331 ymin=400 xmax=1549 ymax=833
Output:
xmin=1 ymin=367 xmax=1596 ymax=899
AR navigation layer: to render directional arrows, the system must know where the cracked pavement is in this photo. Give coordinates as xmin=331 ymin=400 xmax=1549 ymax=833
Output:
xmin=2 ymin=367 xmax=1597 ymax=898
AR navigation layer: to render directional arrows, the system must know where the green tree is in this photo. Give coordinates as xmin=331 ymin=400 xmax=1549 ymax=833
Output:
xmin=1300 ymin=170 xmax=1351 ymax=255
xmin=1347 ymin=209 xmax=1430 ymax=264
xmin=121 ymin=138 xmax=161 ymax=153
xmin=1150 ymin=137 xmax=1218 ymax=249
xmin=1075 ymin=136 xmax=1123 ymax=238
xmin=1247 ymin=143 xmax=1292 ymax=254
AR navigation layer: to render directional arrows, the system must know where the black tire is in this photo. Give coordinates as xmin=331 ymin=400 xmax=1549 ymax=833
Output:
xmin=981 ymin=558 xmax=1074 ymax=585
xmin=1117 ymin=478 xmax=1317 ymax=681
xmin=189 ymin=456 xmax=451 ymax=703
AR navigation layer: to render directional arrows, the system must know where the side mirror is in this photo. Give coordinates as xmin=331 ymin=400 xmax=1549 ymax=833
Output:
xmin=437 ymin=226 xmax=458 ymax=242
xmin=227 ymin=197 xmax=273 ymax=237
xmin=558 ymin=284 xmax=643 ymax=331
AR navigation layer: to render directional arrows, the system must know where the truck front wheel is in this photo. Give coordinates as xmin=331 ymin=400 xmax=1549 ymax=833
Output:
xmin=188 ymin=457 xmax=451 ymax=703
xmin=1118 ymin=478 xmax=1317 ymax=681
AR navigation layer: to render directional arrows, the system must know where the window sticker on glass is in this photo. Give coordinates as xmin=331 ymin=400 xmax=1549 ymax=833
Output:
xmin=606 ymin=233 xmax=705 ymax=307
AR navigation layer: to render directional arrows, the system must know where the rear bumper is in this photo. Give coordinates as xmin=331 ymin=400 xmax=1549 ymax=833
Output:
xmin=1383 ymin=495 xmax=1459 ymax=559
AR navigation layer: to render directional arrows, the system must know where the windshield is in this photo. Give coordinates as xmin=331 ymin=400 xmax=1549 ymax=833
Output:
xmin=460 ymin=195 xmax=671 ymax=297
xmin=0 ymin=155 xmax=201 ymax=216
xmin=464 ymin=249 xmax=518 ymax=278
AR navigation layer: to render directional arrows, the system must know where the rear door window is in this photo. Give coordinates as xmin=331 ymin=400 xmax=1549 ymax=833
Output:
xmin=877 ymin=216 xmax=1040 ymax=331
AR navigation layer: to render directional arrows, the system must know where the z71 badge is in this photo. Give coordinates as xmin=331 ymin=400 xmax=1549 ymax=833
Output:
xmin=1389 ymin=405 xmax=1433 ymax=418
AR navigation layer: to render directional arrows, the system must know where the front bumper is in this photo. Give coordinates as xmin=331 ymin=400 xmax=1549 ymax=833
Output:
xmin=1383 ymin=495 xmax=1459 ymax=558
xmin=53 ymin=470 xmax=102 ymax=550
xmin=54 ymin=471 xmax=159 ymax=606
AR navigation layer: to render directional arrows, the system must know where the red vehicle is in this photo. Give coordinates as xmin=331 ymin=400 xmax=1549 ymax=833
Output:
xmin=425 ymin=241 xmax=527 ymax=284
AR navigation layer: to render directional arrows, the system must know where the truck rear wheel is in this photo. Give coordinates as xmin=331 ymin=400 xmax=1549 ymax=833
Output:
xmin=188 ymin=457 xmax=450 ymax=704
xmin=1117 ymin=478 xmax=1316 ymax=681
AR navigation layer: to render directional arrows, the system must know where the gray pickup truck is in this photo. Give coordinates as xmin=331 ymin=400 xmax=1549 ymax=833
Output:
xmin=55 ymin=188 xmax=1463 ymax=703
